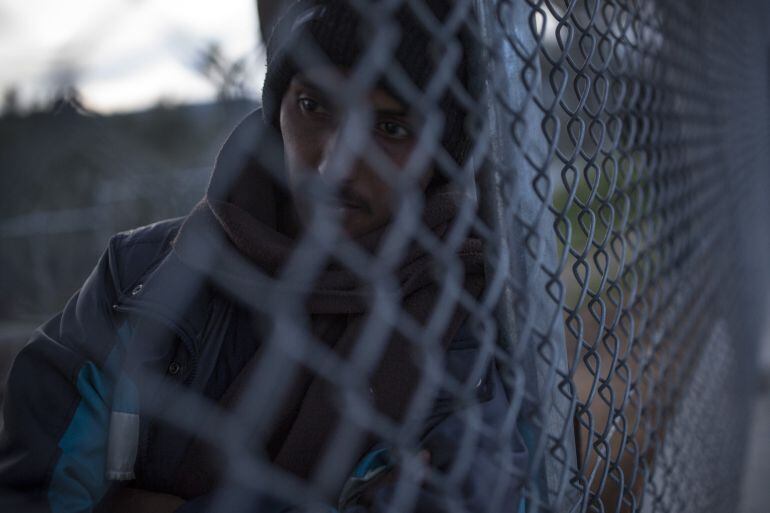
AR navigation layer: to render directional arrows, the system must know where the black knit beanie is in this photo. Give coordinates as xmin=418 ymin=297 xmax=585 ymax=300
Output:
xmin=261 ymin=0 xmax=475 ymax=167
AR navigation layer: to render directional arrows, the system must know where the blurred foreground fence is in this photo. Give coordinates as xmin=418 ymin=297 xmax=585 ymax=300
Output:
xmin=2 ymin=0 xmax=770 ymax=512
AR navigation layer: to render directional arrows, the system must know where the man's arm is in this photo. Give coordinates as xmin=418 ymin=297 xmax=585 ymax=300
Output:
xmin=0 ymin=239 xmax=125 ymax=513
xmin=95 ymin=487 xmax=184 ymax=513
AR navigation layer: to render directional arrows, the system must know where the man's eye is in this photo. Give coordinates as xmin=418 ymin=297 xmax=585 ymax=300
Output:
xmin=377 ymin=121 xmax=411 ymax=140
xmin=298 ymin=97 xmax=326 ymax=114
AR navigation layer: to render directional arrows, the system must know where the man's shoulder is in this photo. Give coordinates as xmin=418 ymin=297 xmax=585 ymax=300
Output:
xmin=106 ymin=217 xmax=187 ymax=292
xmin=111 ymin=217 xmax=186 ymax=249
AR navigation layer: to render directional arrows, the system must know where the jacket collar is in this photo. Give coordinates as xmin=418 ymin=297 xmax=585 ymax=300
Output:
xmin=116 ymin=227 xmax=213 ymax=355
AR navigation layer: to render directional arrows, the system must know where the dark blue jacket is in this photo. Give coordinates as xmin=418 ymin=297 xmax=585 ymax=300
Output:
xmin=0 ymin=216 xmax=528 ymax=512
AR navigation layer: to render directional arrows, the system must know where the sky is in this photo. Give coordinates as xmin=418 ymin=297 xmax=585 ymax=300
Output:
xmin=0 ymin=0 xmax=264 ymax=113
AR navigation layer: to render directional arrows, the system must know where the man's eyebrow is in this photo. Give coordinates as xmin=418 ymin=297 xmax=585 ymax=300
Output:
xmin=295 ymin=75 xmax=413 ymax=118
xmin=293 ymin=75 xmax=329 ymax=96
xmin=375 ymin=107 xmax=410 ymax=118
xmin=293 ymin=75 xmax=314 ymax=88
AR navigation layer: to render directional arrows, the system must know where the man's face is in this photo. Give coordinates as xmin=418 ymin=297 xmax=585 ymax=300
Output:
xmin=279 ymin=70 xmax=434 ymax=238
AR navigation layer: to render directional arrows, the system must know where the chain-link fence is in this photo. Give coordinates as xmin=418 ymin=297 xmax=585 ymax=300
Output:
xmin=2 ymin=1 xmax=770 ymax=512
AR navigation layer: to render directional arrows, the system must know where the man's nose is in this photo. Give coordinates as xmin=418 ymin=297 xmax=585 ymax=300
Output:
xmin=317 ymin=127 xmax=366 ymax=183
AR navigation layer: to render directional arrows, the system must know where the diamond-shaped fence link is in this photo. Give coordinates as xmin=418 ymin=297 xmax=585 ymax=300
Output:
xmin=2 ymin=1 xmax=769 ymax=512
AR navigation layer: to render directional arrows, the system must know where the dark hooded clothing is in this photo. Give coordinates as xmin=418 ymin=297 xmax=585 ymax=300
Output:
xmin=0 ymin=110 xmax=527 ymax=513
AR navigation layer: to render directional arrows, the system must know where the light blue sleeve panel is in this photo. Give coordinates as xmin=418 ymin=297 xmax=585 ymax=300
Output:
xmin=47 ymin=343 xmax=126 ymax=513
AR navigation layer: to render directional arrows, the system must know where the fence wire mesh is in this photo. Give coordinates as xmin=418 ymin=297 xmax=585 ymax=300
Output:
xmin=2 ymin=1 xmax=770 ymax=513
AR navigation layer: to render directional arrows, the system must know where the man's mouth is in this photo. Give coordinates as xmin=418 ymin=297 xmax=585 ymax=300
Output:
xmin=335 ymin=188 xmax=369 ymax=213
xmin=337 ymin=199 xmax=364 ymax=211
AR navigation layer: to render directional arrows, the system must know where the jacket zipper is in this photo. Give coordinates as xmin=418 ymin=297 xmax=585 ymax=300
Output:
xmin=183 ymin=298 xmax=221 ymax=387
xmin=112 ymin=302 xmax=199 ymax=365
